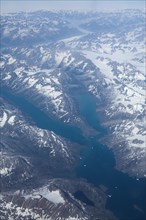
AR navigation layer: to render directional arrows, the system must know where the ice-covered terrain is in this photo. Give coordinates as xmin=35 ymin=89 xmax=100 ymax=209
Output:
xmin=0 ymin=9 xmax=145 ymax=219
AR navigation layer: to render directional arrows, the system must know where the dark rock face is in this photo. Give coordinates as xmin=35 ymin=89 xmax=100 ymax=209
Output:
xmin=0 ymin=179 xmax=117 ymax=220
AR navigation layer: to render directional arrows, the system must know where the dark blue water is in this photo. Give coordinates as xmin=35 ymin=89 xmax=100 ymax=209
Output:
xmin=75 ymin=93 xmax=146 ymax=220
xmin=74 ymin=190 xmax=95 ymax=206
xmin=74 ymin=94 xmax=146 ymax=220
xmin=1 ymin=88 xmax=146 ymax=220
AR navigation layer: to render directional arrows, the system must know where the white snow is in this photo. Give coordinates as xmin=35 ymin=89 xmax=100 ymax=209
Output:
xmin=38 ymin=130 xmax=44 ymax=138
xmin=0 ymin=112 xmax=7 ymax=127
xmin=83 ymin=62 xmax=88 ymax=69
xmin=0 ymin=167 xmax=13 ymax=176
xmin=55 ymin=51 xmax=68 ymax=65
xmin=8 ymin=115 xmax=15 ymax=125
xmin=126 ymin=88 xmax=134 ymax=97
xmin=36 ymin=84 xmax=62 ymax=99
xmin=15 ymin=67 xmax=24 ymax=75
xmin=3 ymin=74 xmax=11 ymax=80
xmin=40 ymin=46 xmax=45 ymax=54
xmin=0 ymin=61 xmax=5 ymax=68
xmin=26 ymin=186 xmax=65 ymax=204
xmin=27 ymin=77 xmax=38 ymax=87
xmin=50 ymin=90 xmax=62 ymax=99
xmin=59 ymin=35 xmax=82 ymax=43
xmin=8 ymin=57 xmax=16 ymax=65
xmin=52 ymin=77 xmax=60 ymax=85
xmin=64 ymin=56 xmax=75 ymax=65
xmin=83 ymin=51 xmax=114 ymax=80
xmin=40 ymin=189 xmax=65 ymax=204
xmin=41 ymin=53 xmax=51 ymax=63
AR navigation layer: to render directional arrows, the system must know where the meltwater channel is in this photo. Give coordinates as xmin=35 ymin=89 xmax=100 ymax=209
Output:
xmin=1 ymin=88 xmax=146 ymax=220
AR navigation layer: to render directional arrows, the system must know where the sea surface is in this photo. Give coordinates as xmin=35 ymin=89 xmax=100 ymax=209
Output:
xmin=1 ymin=88 xmax=146 ymax=220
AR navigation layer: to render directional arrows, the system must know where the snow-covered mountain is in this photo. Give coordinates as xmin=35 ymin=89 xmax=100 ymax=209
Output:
xmin=0 ymin=98 xmax=117 ymax=219
xmin=0 ymin=9 xmax=145 ymax=219
xmin=0 ymin=97 xmax=80 ymax=189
